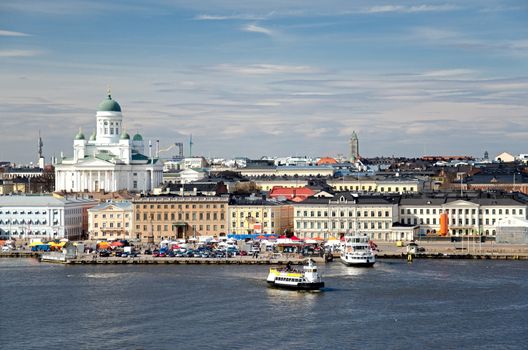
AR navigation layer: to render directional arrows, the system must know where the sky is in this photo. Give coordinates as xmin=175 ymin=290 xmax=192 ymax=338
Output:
xmin=1 ymin=0 xmax=527 ymax=164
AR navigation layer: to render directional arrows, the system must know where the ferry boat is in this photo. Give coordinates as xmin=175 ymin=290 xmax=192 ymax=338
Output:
xmin=340 ymin=234 xmax=376 ymax=267
xmin=266 ymin=259 xmax=324 ymax=290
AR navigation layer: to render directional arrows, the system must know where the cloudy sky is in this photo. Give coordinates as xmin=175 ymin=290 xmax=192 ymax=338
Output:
xmin=1 ymin=0 xmax=527 ymax=163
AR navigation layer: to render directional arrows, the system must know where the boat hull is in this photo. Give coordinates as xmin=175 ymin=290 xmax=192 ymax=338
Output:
xmin=339 ymin=256 xmax=375 ymax=267
xmin=267 ymin=281 xmax=325 ymax=290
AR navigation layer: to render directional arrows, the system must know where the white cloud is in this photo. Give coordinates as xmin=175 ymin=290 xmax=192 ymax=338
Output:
xmin=213 ymin=63 xmax=320 ymax=75
xmin=195 ymin=13 xmax=267 ymax=20
xmin=242 ymin=23 xmax=274 ymax=36
xmin=421 ymin=69 xmax=477 ymax=78
xmin=0 ymin=49 xmax=41 ymax=57
xmin=363 ymin=4 xmax=459 ymax=14
xmin=0 ymin=29 xmax=30 ymax=37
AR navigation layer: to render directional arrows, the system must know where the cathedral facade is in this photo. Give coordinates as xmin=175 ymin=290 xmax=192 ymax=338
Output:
xmin=55 ymin=92 xmax=163 ymax=193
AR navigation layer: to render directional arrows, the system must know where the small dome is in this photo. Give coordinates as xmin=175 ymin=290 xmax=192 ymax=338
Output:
xmin=98 ymin=92 xmax=121 ymax=112
xmin=89 ymin=131 xmax=96 ymax=141
xmin=133 ymin=133 xmax=143 ymax=141
xmin=120 ymin=131 xmax=130 ymax=140
xmin=75 ymin=130 xmax=85 ymax=140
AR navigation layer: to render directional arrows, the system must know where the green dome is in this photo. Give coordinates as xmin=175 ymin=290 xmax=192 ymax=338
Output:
xmin=89 ymin=131 xmax=96 ymax=141
xmin=75 ymin=130 xmax=85 ymax=140
xmin=120 ymin=131 xmax=130 ymax=140
xmin=133 ymin=133 xmax=143 ymax=141
xmin=98 ymin=93 xmax=121 ymax=112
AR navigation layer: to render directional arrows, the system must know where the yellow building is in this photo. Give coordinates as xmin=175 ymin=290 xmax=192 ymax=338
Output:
xmin=254 ymin=178 xmax=309 ymax=192
xmin=327 ymin=176 xmax=422 ymax=194
xmin=228 ymin=197 xmax=293 ymax=235
xmin=88 ymin=201 xmax=133 ymax=241
xmin=132 ymin=196 xmax=229 ymax=243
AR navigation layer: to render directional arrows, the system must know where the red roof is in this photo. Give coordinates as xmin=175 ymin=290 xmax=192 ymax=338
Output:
xmin=269 ymin=186 xmax=315 ymax=200
xmin=317 ymin=157 xmax=338 ymax=165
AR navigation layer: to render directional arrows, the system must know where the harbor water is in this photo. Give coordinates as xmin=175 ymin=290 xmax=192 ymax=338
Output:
xmin=1 ymin=259 xmax=527 ymax=350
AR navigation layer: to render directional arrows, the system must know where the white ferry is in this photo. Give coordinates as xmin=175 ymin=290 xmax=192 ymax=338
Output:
xmin=340 ymin=234 xmax=376 ymax=267
xmin=266 ymin=259 xmax=324 ymax=290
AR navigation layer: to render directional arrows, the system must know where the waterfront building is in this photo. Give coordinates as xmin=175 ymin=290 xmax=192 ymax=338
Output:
xmin=239 ymin=165 xmax=335 ymax=178
xmin=293 ymin=193 xmax=402 ymax=241
xmin=0 ymin=195 xmax=97 ymax=240
xmin=228 ymin=197 xmax=293 ymax=235
xmin=327 ymin=175 xmax=423 ymax=194
xmin=496 ymin=217 xmax=528 ymax=244
xmin=54 ymin=92 xmax=163 ymax=193
xmin=399 ymin=192 xmax=528 ymax=237
xmin=132 ymin=195 xmax=229 ymax=243
xmin=88 ymin=201 xmax=133 ymax=241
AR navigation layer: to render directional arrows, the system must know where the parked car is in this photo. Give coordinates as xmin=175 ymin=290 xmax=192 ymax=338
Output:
xmin=144 ymin=249 xmax=152 ymax=255
xmin=167 ymin=250 xmax=176 ymax=257
xmin=99 ymin=250 xmax=110 ymax=257
xmin=152 ymin=250 xmax=160 ymax=257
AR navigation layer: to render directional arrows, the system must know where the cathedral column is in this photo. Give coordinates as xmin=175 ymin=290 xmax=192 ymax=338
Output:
xmin=97 ymin=171 xmax=101 ymax=191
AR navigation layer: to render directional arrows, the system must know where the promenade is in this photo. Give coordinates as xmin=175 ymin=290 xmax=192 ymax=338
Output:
xmin=2 ymin=241 xmax=528 ymax=263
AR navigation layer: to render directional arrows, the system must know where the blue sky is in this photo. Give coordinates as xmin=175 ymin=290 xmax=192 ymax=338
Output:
xmin=1 ymin=0 xmax=527 ymax=163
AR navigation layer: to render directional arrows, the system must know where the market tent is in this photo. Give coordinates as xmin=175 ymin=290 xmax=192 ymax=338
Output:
xmin=98 ymin=242 xmax=111 ymax=249
xmin=111 ymin=241 xmax=124 ymax=247
xmin=29 ymin=241 xmax=45 ymax=247
xmin=257 ymin=235 xmax=266 ymax=240
xmin=290 ymin=236 xmax=301 ymax=241
xmin=314 ymin=237 xmax=324 ymax=241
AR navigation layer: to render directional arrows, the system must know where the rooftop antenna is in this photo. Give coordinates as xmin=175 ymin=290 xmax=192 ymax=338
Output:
xmin=189 ymin=134 xmax=193 ymax=157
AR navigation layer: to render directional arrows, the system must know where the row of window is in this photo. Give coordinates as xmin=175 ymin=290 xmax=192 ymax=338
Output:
xmin=401 ymin=208 xmax=523 ymax=216
xmin=405 ymin=217 xmax=499 ymax=226
xmin=296 ymin=221 xmax=390 ymax=230
xmin=296 ymin=210 xmax=391 ymax=218
xmin=135 ymin=224 xmax=225 ymax=232
xmin=138 ymin=203 xmax=225 ymax=209
xmin=0 ymin=210 xmax=52 ymax=215
xmin=93 ymin=213 xmax=130 ymax=219
xmin=0 ymin=219 xmax=50 ymax=225
xmin=136 ymin=212 xmax=225 ymax=221
xmin=232 ymin=211 xmax=275 ymax=218
xmin=232 ymin=221 xmax=275 ymax=228
xmin=94 ymin=222 xmax=130 ymax=228
xmin=334 ymin=186 xmax=414 ymax=192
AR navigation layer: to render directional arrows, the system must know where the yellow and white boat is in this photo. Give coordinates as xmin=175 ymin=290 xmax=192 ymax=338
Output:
xmin=266 ymin=259 xmax=324 ymax=290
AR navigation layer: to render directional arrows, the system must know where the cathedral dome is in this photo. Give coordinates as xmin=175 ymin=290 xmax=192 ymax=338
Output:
xmin=98 ymin=93 xmax=122 ymax=112
xmin=133 ymin=133 xmax=143 ymax=141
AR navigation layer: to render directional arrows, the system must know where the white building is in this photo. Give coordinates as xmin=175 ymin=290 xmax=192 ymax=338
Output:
xmin=399 ymin=193 xmax=528 ymax=237
xmin=55 ymin=92 xmax=163 ymax=193
xmin=293 ymin=193 xmax=403 ymax=241
xmin=0 ymin=195 xmax=97 ymax=240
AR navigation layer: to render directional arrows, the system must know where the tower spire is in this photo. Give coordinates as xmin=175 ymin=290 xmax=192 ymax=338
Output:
xmin=107 ymin=86 xmax=112 ymax=99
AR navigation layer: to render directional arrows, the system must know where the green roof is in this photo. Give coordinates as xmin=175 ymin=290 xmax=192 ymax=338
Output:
xmin=120 ymin=131 xmax=130 ymax=140
xmin=95 ymin=152 xmax=117 ymax=162
xmin=133 ymin=133 xmax=143 ymax=141
xmin=75 ymin=130 xmax=85 ymax=140
xmin=98 ymin=93 xmax=122 ymax=112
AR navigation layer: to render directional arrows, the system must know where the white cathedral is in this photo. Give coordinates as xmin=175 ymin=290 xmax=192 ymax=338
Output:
xmin=55 ymin=92 xmax=163 ymax=193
